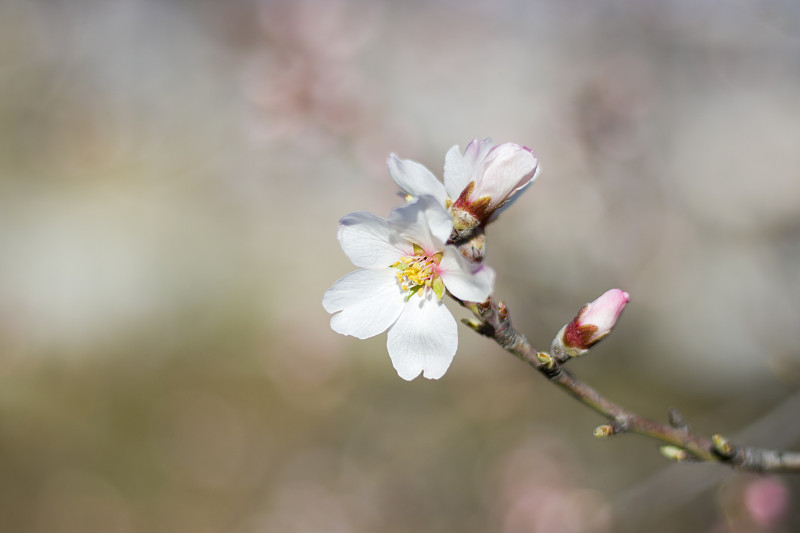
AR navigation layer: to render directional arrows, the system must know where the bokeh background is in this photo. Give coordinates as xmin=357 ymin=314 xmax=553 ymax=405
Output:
xmin=1 ymin=0 xmax=800 ymax=531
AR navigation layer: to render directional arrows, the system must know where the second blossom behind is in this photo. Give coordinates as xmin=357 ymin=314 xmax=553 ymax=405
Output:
xmin=388 ymin=138 xmax=539 ymax=232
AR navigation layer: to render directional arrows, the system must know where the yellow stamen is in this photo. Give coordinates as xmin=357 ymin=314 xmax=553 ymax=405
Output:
xmin=391 ymin=248 xmax=444 ymax=301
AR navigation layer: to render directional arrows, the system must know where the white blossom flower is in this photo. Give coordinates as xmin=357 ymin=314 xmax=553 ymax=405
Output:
xmin=387 ymin=138 xmax=539 ymax=231
xmin=322 ymin=196 xmax=495 ymax=380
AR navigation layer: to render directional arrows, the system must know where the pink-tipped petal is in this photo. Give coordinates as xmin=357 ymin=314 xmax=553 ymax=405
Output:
xmin=475 ymin=143 xmax=538 ymax=210
xmin=580 ymin=289 xmax=630 ymax=335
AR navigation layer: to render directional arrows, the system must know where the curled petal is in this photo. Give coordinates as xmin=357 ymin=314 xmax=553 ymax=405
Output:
xmin=323 ymin=268 xmax=405 ymax=339
xmin=387 ymin=154 xmax=448 ymax=206
xmin=438 ymin=247 xmax=494 ymax=303
xmin=386 ymin=291 xmax=458 ymax=380
xmin=476 ymin=143 xmax=538 ymax=210
xmin=487 ymin=165 xmax=540 ymax=221
xmin=338 ymin=212 xmax=412 ymax=268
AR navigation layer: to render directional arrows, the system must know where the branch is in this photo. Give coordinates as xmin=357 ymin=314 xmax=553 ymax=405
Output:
xmin=462 ymin=297 xmax=800 ymax=473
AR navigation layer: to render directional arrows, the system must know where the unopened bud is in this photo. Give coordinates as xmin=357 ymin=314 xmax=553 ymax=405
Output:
xmin=593 ymin=424 xmax=615 ymax=438
xmin=461 ymin=318 xmax=493 ymax=337
xmin=536 ymin=352 xmax=557 ymax=371
xmin=454 ymin=232 xmax=486 ymax=263
xmin=660 ymin=445 xmax=689 ymax=462
xmin=462 ymin=318 xmax=484 ymax=331
xmin=712 ymin=434 xmax=734 ymax=458
xmin=552 ymin=289 xmax=630 ymax=358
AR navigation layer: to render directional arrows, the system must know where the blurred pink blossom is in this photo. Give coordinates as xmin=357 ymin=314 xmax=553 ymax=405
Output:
xmin=744 ymin=477 xmax=790 ymax=527
xmin=242 ymin=0 xmax=380 ymax=150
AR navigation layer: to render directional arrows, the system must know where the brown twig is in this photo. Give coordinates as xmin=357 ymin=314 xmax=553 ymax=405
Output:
xmin=462 ymin=297 xmax=800 ymax=473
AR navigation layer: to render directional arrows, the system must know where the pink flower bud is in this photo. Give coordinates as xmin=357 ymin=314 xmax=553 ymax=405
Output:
xmin=553 ymin=289 xmax=629 ymax=358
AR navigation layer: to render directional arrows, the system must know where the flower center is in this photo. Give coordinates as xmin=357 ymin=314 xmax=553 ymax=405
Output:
xmin=391 ymin=244 xmax=445 ymax=300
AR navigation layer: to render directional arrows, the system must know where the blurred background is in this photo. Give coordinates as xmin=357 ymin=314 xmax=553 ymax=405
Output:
xmin=1 ymin=0 xmax=799 ymax=531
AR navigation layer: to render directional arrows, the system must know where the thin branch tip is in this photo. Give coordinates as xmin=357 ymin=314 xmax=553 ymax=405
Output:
xmin=464 ymin=295 xmax=800 ymax=474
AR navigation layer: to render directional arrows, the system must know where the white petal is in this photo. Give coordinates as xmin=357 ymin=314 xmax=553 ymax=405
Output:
xmin=389 ymin=196 xmax=452 ymax=253
xmin=386 ymin=291 xmax=458 ymax=380
xmin=338 ymin=212 xmax=412 ymax=268
xmin=387 ymin=154 xmax=448 ymax=206
xmin=443 ymin=138 xmax=494 ymax=199
xmin=323 ymin=268 xmax=405 ymax=339
xmin=438 ymin=247 xmax=495 ymax=302
xmin=474 ymin=144 xmax=538 ymax=209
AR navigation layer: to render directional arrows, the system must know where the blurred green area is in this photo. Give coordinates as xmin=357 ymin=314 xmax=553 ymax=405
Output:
xmin=1 ymin=0 xmax=799 ymax=531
